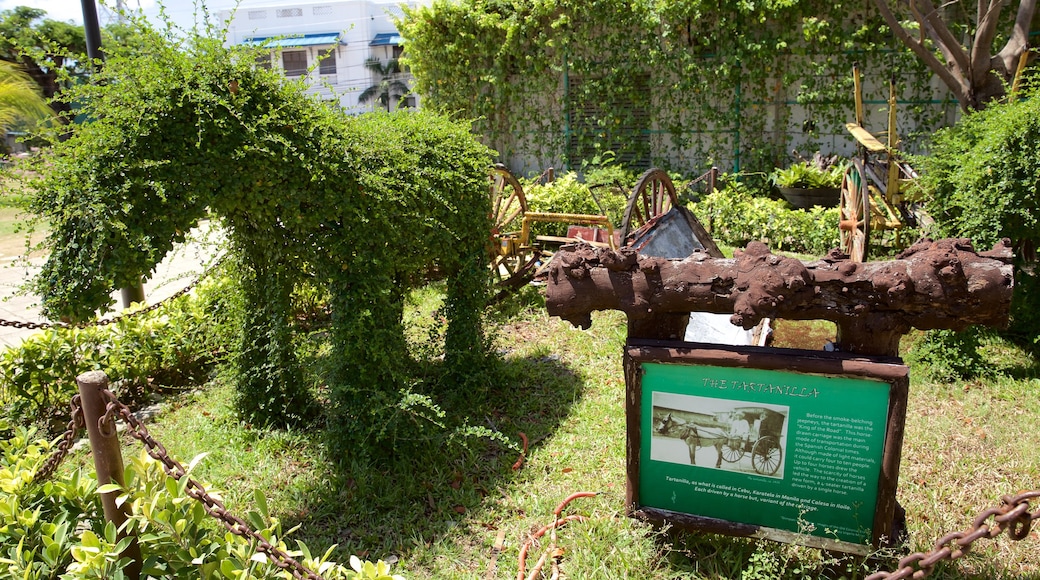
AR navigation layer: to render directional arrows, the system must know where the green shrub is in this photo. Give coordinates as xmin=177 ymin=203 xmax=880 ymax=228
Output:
xmin=0 ymin=272 xmax=237 ymax=428
xmin=26 ymin=18 xmax=493 ymax=440
xmin=0 ymin=426 xmax=403 ymax=578
xmin=918 ymin=87 xmax=1040 ymax=341
xmin=692 ymin=176 xmax=839 ymax=256
xmin=771 ymin=157 xmax=845 ymax=189
xmin=0 ymin=424 xmax=101 ymax=578
xmin=0 ymin=328 xmax=105 ymax=428
xmin=904 ymin=328 xmax=988 ymax=382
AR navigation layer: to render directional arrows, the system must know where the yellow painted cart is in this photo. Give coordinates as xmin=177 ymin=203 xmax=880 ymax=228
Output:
xmin=489 ymin=165 xmax=713 ymax=296
xmin=839 ymin=65 xmax=919 ymax=263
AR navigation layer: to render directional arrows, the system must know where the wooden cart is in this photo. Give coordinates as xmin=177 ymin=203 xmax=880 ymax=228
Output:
xmin=490 ymin=165 xmax=720 ymax=295
xmin=839 ymin=65 xmax=919 ymax=263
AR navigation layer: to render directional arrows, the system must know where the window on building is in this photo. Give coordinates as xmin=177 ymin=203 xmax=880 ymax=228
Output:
xmin=248 ymin=10 xmax=267 ymax=20
xmin=256 ymin=53 xmax=272 ymax=70
xmin=276 ymin=8 xmax=302 ymax=17
xmin=282 ymin=51 xmax=307 ymax=76
xmin=400 ymin=96 xmax=416 ymax=108
xmin=392 ymin=45 xmax=404 ymax=60
xmin=319 ymin=49 xmax=337 ymax=75
xmin=313 ymin=5 xmax=333 ymax=16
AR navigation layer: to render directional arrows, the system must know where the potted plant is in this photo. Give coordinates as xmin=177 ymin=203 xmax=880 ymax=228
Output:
xmin=771 ymin=152 xmax=846 ymax=209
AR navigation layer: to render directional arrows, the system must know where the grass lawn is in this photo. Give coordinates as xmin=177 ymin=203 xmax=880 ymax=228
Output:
xmin=49 ymin=284 xmax=1040 ymax=580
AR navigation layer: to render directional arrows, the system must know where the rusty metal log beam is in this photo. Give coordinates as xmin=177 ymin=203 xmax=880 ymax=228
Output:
xmin=546 ymin=238 xmax=1013 ymax=356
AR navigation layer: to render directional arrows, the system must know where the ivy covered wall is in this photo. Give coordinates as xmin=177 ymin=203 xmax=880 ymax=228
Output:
xmin=399 ymin=0 xmax=959 ymax=177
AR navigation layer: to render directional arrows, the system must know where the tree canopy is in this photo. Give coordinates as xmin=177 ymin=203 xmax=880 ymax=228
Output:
xmin=0 ymin=59 xmax=52 ymax=145
xmin=871 ymin=0 xmax=1036 ymax=110
xmin=0 ymin=6 xmax=87 ymax=118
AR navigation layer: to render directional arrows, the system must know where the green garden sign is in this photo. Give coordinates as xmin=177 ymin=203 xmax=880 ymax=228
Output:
xmin=624 ymin=340 xmax=909 ymax=554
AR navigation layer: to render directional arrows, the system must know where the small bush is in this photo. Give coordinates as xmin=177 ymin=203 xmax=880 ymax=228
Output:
xmin=693 ymin=176 xmax=839 ymax=256
xmin=904 ymin=328 xmax=988 ymax=382
xmin=0 ymin=270 xmax=238 ymax=428
xmin=918 ymin=87 xmax=1040 ymax=341
xmin=0 ymin=425 xmax=402 ymax=578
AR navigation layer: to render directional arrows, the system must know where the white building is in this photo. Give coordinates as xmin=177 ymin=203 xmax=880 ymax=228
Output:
xmin=219 ymin=1 xmax=423 ymax=113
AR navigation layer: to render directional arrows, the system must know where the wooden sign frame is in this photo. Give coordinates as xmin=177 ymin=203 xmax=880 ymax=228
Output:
xmin=625 ymin=339 xmax=909 ymax=554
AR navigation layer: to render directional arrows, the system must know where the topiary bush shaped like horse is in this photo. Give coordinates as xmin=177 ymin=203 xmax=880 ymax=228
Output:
xmin=27 ymin=22 xmax=493 ymax=441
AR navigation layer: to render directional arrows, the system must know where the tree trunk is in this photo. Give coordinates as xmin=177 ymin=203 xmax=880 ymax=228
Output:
xmin=545 ymin=239 xmax=1014 ymax=357
xmin=871 ymin=0 xmax=1037 ymax=111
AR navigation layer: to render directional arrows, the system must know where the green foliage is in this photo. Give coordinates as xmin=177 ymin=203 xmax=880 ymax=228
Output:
xmin=0 ymin=5 xmax=87 ymax=120
xmin=693 ymin=176 xmax=839 ymax=256
xmin=23 ymin=15 xmax=494 ymax=445
xmin=0 ymin=273 xmax=236 ymax=428
xmin=904 ymin=328 xmax=988 ymax=383
xmin=524 ymin=171 xmax=628 ymax=238
xmin=0 ymin=60 xmax=53 ymax=144
xmin=770 ymin=159 xmax=845 ymax=189
xmin=0 ymin=425 xmax=100 ymax=578
xmin=919 ymin=88 xmax=1040 ymax=252
xmin=0 ymin=426 xmax=403 ymax=578
xmin=398 ymin=1 xmax=947 ymax=174
xmin=0 ymin=327 xmax=103 ymax=427
xmin=918 ymin=87 xmax=1040 ymax=340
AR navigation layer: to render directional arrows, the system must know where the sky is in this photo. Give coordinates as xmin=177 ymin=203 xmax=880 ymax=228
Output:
xmin=0 ymin=0 xmax=253 ymax=29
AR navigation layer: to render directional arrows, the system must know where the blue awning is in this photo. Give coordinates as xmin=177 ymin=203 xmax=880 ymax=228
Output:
xmin=243 ymin=33 xmax=342 ymax=48
xmin=370 ymin=32 xmax=402 ymax=46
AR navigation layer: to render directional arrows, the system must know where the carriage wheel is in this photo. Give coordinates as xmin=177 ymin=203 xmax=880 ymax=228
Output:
xmin=751 ymin=436 xmax=783 ymax=476
xmin=839 ymin=161 xmax=871 ymax=263
xmin=489 ymin=164 xmax=538 ymax=290
xmin=620 ymin=168 xmax=680 ymax=243
xmin=721 ymin=437 xmax=744 ymax=463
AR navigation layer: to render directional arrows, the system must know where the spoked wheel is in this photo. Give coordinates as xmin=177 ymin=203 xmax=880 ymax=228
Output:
xmin=751 ymin=436 xmax=783 ymax=476
xmin=620 ymin=168 xmax=680 ymax=243
xmin=489 ymin=164 xmax=539 ymax=293
xmin=721 ymin=437 xmax=745 ymax=463
xmin=839 ymin=160 xmax=871 ymax=262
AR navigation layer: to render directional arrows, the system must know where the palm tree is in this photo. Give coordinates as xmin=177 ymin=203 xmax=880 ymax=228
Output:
xmin=0 ymin=60 xmax=52 ymax=153
xmin=357 ymin=57 xmax=410 ymax=112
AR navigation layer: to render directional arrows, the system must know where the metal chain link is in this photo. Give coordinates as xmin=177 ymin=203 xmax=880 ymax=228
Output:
xmin=0 ymin=256 xmax=226 ymax=331
xmin=97 ymin=388 xmax=324 ymax=580
xmin=867 ymin=491 xmax=1040 ymax=580
xmin=33 ymin=394 xmax=85 ymax=483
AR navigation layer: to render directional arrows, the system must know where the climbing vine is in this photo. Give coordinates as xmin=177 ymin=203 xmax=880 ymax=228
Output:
xmin=399 ymin=0 xmax=955 ymax=176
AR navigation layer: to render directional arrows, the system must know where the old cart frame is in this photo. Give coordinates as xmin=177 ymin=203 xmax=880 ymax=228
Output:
xmin=490 ymin=164 xmax=719 ymax=293
xmin=839 ymin=65 xmax=919 ymax=262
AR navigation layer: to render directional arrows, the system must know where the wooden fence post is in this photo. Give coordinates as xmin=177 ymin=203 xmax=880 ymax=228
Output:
xmin=77 ymin=370 xmax=142 ymax=579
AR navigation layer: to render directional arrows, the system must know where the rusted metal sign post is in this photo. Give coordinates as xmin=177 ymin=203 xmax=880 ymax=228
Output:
xmin=545 ymin=238 xmax=1013 ymax=551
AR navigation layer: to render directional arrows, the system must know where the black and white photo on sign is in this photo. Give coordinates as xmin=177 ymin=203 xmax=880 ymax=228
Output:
xmin=651 ymin=392 xmax=789 ymax=478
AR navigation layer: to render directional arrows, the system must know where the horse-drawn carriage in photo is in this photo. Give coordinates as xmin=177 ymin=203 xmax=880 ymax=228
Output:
xmin=655 ymin=405 xmax=786 ymax=476
xmin=719 ymin=406 xmax=786 ymax=476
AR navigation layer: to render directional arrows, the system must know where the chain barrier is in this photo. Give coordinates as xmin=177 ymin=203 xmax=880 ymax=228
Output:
xmin=97 ymin=388 xmax=324 ymax=580
xmin=32 ymin=394 xmax=84 ymax=483
xmin=867 ymin=491 xmax=1040 ymax=580
xmin=0 ymin=255 xmax=226 ymax=332
xmin=29 ymin=384 xmax=1038 ymax=580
